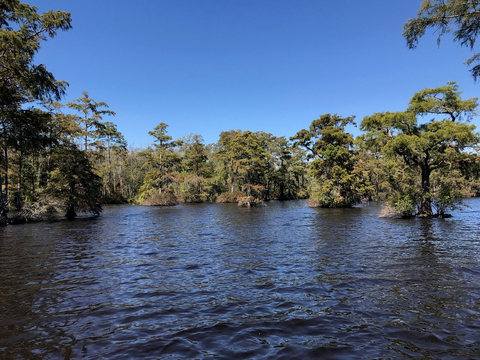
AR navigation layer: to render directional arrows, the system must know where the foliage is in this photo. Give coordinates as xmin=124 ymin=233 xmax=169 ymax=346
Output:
xmin=67 ymin=92 xmax=115 ymax=151
xmin=404 ymin=0 xmax=480 ymax=79
xmin=216 ymin=191 xmax=243 ymax=203
xmin=407 ymin=81 xmax=477 ymax=121
xmin=137 ymin=123 xmax=183 ymax=204
xmin=141 ymin=191 xmax=177 ymax=206
xmin=237 ymin=196 xmax=265 ymax=207
xmin=291 ymin=114 xmax=365 ymax=208
xmin=360 ymin=84 xmax=479 ymax=217
xmin=0 ymin=1 xmax=71 ymax=223
xmin=46 ymin=144 xmax=103 ymax=218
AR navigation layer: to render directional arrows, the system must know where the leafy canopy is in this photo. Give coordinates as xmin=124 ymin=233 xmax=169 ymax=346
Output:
xmin=404 ymin=0 xmax=480 ymax=79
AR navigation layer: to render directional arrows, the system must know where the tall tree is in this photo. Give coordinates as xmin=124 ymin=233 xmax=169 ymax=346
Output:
xmin=94 ymin=121 xmax=127 ymax=200
xmin=404 ymin=0 xmax=480 ymax=79
xmin=214 ymin=130 xmax=273 ymax=199
xmin=179 ymin=134 xmax=211 ymax=202
xmin=67 ymin=92 xmax=115 ymax=151
xmin=0 ymin=0 xmax=71 ymax=222
xmin=138 ymin=123 xmax=183 ymax=204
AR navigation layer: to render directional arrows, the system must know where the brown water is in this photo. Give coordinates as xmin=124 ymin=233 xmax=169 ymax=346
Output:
xmin=1 ymin=199 xmax=480 ymax=359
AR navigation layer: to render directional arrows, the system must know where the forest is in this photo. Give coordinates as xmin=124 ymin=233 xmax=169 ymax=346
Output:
xmin=1 ymin=0 xmax=480 ymax=224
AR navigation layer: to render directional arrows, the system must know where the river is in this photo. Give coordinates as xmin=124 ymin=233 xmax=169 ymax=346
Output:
xmin=1 ymin=199 xmax=480 ymax=359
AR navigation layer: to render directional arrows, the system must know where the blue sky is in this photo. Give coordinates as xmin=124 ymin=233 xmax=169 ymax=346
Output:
xmin=31 ymin=0 xmax=480 ymax=147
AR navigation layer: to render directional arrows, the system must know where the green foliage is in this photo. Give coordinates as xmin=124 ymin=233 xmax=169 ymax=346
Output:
xmin=0 ymin=1 xmax=71 ymax=222
xmin=291 ymin=114 xmax=363 ymax=208
xmin=391 ymin=193 xmax=417 ymax=219
xmin=137 ymin=123 xmax=182 ymax=204
xmin=67 ymin=92 xmax=116 ymax=151
xmin=46 ymin=144 xmax=102 ymax=218
xmin=0 ymin=1 xmax=71 ymax=107
xmin=360 ymin=83 xmax=480 ymax=217
xmin=404 ymin=0 xmax=480 ymax=79
xmin=216 ymin=191 xmax=243 ymax=203
xmin=408 ymin=81 xmax=477 ymax=121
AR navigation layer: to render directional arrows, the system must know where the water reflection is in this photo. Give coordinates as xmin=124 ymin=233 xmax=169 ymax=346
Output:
xmin=1 ymin=200 xmax=480 ymax=358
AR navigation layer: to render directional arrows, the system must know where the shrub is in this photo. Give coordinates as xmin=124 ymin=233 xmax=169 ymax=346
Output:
xmin=237 ymin=196 xmax=264 ymax=207
xmin=216 ymin=191 xmax=243 ymax=203
xmin=142 ymin=192 xmax=177 ymax=206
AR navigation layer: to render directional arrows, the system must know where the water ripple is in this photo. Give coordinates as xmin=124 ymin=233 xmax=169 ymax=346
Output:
xmin=1 ymin=200 xmax=480 ymax=358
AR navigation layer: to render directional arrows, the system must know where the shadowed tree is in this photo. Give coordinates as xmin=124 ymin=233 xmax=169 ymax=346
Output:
xmin=0 ymin=0 xmax=71 ymax=223
xmin=46 ymin=144 xmax=102 ymax=219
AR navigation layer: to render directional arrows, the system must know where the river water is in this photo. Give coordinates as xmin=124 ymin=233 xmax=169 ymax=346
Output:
xmin=1 ymin=199 xmax=480 ymax=359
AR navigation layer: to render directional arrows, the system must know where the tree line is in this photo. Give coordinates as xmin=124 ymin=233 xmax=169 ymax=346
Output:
xmin=1 ymin=0 xmax=480 ymax=224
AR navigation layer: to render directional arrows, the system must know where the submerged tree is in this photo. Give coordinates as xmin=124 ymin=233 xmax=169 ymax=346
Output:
xmin=404 ymin=0 xmax=480 ymax=79
xmin=291 ymin=114 xmax=366 ymax=207
xmin=361 ymin=85 xmax=479 ymax=217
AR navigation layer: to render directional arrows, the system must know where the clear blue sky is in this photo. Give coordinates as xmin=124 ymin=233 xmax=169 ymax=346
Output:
xmin=31 ymin=0 xmax=480 ymax=148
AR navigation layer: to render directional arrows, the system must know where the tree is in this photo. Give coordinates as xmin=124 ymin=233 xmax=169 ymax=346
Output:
xmin=408 ymin=81 xmax=477 ymax=121
xmin=0 ymin=1 xmax=71 ymax=107
xmin=214 ymin=130 xmax=273 ymax=200
xmin=0 ymin=1 xmax=71 ymax=222
xmin=46 ymin=144 xmax=102 ymax=219
xmin=403 ymin=0 xmax=480 ymax=79
xmin=10 ymin=108 xmax=54 ymax=210
xmin=178 ymin=134 xmax=211 ymax=202
xmin=361 ymin=85 xmax=479 ymax=217
xmin=291 ymin=114 xmax=365 ymax=207
xmin=138 ymin=123 xmax=183 ymax=204
xmin=67 ymin=92 xmax=115 ymax=151
xmin=94 ymin=121 xmax=127 ymax=200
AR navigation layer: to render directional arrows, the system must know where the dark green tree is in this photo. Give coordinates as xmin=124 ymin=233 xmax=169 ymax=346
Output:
xmin=0 ymin=1 xmax=71 ymax=223
xmin=46 ymin=144 xmax=102 ymax=219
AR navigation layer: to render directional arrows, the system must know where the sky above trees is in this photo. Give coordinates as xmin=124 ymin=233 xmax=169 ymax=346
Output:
xmin=30 ymin=0 xmax=480 ymax=147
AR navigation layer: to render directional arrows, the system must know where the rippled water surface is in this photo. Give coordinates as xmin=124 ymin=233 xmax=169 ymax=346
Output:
xmin=1 ymin=199 xmax=480 ymax=359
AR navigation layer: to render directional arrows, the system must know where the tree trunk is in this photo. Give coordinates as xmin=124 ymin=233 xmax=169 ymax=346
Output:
xmin=16 ymin=148 xmax=22 ymax=211
xmin=0 ymin=177 xmax=8 ymax=225
xmin=4 ymin=141 xmax=8 ymax=206
xmin=66 ymin=180 xmax=76 ymax=219
xmin=418 ymin=162 xmax=433 ymax=217
xmin=65 ymin=205 xmax=76 ymax=219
